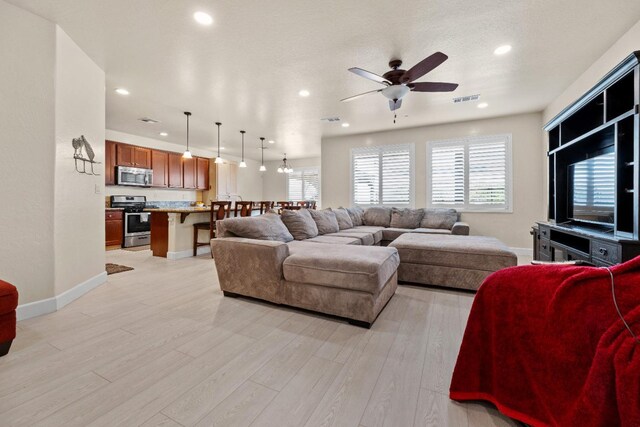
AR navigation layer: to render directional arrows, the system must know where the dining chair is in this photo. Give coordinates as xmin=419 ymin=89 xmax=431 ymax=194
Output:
xmin=259 ymin=201 xmax=275 ymax=214
xmin=234 ymin=201 xmax=253 ymax=217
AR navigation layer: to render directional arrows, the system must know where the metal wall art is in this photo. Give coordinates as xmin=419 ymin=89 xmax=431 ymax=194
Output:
xmin=72 ymin=135 xmax=101 ymax=175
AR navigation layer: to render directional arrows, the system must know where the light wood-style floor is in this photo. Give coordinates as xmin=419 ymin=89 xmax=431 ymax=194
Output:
xmin=1 ymin=249 xmax=520 ymax=427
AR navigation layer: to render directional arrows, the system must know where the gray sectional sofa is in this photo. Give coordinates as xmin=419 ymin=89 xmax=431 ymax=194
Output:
xmin=211 ymin=206 xmax=482 ymax=327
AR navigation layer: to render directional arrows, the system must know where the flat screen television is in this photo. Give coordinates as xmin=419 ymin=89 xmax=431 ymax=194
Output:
xmin=568 ymin=149 xmax=616 ymax=225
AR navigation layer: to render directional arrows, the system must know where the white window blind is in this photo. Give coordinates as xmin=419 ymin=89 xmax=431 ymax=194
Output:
xmin=287 ymin=167 xmax=320 ymax=201
xmin=428 ymin=135 xmax=512 ymax=212
xmin=352 ymin=144 xmax=414 ymax=206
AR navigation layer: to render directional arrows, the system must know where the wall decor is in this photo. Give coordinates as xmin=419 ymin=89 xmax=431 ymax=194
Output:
xmin=72 ymin=135 xmax=101 ymax=175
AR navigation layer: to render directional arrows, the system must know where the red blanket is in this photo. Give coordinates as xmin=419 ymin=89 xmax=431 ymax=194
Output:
xmin=450 ymin=256 xmax=640 ymax=427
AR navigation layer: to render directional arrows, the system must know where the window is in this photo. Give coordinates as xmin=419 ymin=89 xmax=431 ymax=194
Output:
xmin=287 ymin=167 xmax=320 ymax=202
xmin=427 ymin=134 xmax=512 ymax=212
xmin=351 ymin=144 xmax=414 ymax=206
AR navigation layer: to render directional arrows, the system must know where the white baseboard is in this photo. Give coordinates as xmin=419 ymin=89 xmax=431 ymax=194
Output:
xmin=16 ymin=271 xmax=108 ymax=321
xmin=167 ymin=246 xmax=211 ymax=260
xmin=510 ymin=247 xmax=533 ymax=257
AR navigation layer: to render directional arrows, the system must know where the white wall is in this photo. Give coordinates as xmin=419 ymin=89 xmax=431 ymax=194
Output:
xmin=53 ymin=27 xmax=106 ymax=296
xmin=262 ymin=157 xmax=321 ymax=204
xmin=0 ymin=0 xmax=56 ymax=304
xmin=544 ymin=18 xmax=640 ymax=123
xmin=321 ymin=113 xmax=544 ymax=248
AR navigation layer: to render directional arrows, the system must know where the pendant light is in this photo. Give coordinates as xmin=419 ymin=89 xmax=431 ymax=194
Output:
xmin=259 ymin=137 xmax=266 ymax=171
xmin=214 ymin=122 xmax=223 ymax=164
xmin=182 ymin=112 xmax=193 ymax=159
xmin=277 ymin=153 xmax=293 ymax=174
xmin=239 ymin=130 xmax=247 ymax=168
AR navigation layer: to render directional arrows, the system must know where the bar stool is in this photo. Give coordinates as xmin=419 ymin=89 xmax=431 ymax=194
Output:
xmin=233 ymin=201 xmax=253 ymax=217
xmin=309 ymin=201 xmax=317 ymax=209
xmin=259 ymin=201 xmax=274 ymax=214
xmin=282 ymin=205 xmax=302 ymax=210
xmin=297 ymin=201 xmax=310 ymax=208
xmin=277 ymin=201 xmax=291 ymax=208
xmin=193 ymin=202 xmax=230 ymax=256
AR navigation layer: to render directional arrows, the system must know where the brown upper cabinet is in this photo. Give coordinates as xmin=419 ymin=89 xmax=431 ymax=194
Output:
xmin=168 ymin=153 xmax=183 ymax=188
xmin=151 ymin=150 xmax=169 ymax=188
xmin=117 ymin=144 xmax=151 ymax=168
xmin=105 ymin=140 xmax=117 ymax=185
xmin=183 ymin=157 xmax=197 ymax=189
xmin=196 ymin=157 xmax=209 ymax=190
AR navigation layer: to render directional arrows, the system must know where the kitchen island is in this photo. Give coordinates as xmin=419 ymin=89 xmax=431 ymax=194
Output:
xmin=146 ymin=206 xmax=260 ymax=259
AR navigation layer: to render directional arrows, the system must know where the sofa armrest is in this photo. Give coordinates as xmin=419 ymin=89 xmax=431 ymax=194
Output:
xmin=211 ymin=237 xmax=289 ymax=304
xmin=451 ymin=222 xmax=470 ymax=235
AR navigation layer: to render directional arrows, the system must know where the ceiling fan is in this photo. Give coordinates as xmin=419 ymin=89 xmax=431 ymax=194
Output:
xmin=341 ymin=52 xmax=459 ymax=119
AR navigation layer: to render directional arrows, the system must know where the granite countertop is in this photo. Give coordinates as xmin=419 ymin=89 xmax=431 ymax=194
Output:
xmin=105 ymin=207 xmax=124 ymax=211
xmin=144 ymin=207 xmax=212 ymax=213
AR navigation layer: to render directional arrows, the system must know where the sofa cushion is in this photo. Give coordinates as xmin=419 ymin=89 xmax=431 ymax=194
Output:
xmin=421 ymin=208 xmax=458 ymax=230
xmin=280 ymin=209 xmax=318 ymax=240
xmin=389 ymin=233 xmax=517 ymax=272
xmin=411 ymin=227 xmax=452 ymax=235
xmin=325 ymin=231 xmax=375 ymax=246
xmin=345 ymin=207 xmax=365 ymax=226
xmin=381 ymin=227 xmax=412 ymax=242
xmin=364 ymin=206 xmax=392 ymax=227
xmin=331 ymin=208 xmax=354 ymax=230
xmin=309 ymin=209 xmax=340 ymax=235
xmin=339 ymin=226 xmax=385 ymax=244
xmin=305 ymin=235 xmax=361 ymax=245
xmin=390 ymin=208 xmax=424 ymax=229
xmin=216 ymin=213 xmax=293 ymax=242
xmin=283 ymin=243 xmax=400 ymax=294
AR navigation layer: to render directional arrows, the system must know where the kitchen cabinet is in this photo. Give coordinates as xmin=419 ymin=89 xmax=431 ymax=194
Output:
xmin=183 ymin=157 xmax=197 ymax=189
xmin=105 ymin=210 xmax=123 ymax=247
xmin=168 ymin=153 xmax=183 ymax=188
xmin=116 ymin=144 xmax=151 ymax=168
xmin=105 ymin=140 xmax=117 ymax=185
xmin=196 ymin=157 xmax=209 ymax=190
xmin=151 ymin=150 xmax=169 ymax=187
xmin=216 ymin=162 xmax=238 ymax=197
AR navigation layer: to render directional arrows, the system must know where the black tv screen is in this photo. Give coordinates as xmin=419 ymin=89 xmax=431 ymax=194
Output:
xmin=568 ymin=151 xmax=615 ymax=225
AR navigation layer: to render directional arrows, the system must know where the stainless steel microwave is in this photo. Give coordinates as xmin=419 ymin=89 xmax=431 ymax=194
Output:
xmin=116 ymin=166 xmax=153 ymax=187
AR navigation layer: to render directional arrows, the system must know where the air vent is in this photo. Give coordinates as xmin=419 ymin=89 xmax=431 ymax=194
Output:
xmin=138 ymin=117 xmax=160 ymax=124
xmin=453 ymin=94 xmax=480 ymax=103
xmin=321 ymin=116 xmax=341 ymax=123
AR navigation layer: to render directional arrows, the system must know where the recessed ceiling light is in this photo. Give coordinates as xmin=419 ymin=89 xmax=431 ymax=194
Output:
xmin=494 ymin=45 xmax=512 ymax=55
xmin=298 ymin=89 xmax=310 ymax=97
xmin=268 ymin=140 xmax=275 ymax=144
xmin=477 ymin=102 xmax=489 ymax=109
xmin=193 ymin=11 xmax=213 ymax=25
xmin=115 ymin=88 xmax=129 ymax=96
xmin=342 ymin=123 xmax=350 ymax=128
xmin=159 ymin=132 xmax=168 ymax=137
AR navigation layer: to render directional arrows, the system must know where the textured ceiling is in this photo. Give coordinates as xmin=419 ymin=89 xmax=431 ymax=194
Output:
xmin=9 ymin=0 xmax=640 ymax=160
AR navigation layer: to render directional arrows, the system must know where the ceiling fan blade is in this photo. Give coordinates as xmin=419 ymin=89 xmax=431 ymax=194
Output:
xmin=389 ymin=98 xmax=402 ymax=111
xmin=348 ymin=67 xmax=391 ymax=85
xmin=401 ymin=52 xmax=448 ymax=83
xmin=340 ymin=89 xmax=382 ymax=102
xmin=409 ymin=82 xmax=459 ymax=92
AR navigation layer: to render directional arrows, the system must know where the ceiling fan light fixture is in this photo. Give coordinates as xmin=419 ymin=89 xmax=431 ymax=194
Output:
xmin=381 ymin=84 xmax=410 ymax=100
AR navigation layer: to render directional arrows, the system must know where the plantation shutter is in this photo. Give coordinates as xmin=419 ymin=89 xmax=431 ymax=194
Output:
xmin=287 ymin=171 xmax=303 ymax=201
xmin=431 ymin=144 xmax=465 ymax=204
xmin=468 ymin=140 xmax=506 ymax=206
xmin=352 ymin=144 xmax=413 ymax=206
xmin=302 ymin=169 xmax=320 ymax=200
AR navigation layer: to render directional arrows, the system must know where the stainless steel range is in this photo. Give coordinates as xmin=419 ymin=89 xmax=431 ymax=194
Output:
xmin=110 ymin=195 xmax=158 ymax=248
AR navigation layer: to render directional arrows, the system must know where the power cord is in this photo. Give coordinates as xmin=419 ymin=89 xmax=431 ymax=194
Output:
xmin=603 ymin=267 xmax=640 ymax=345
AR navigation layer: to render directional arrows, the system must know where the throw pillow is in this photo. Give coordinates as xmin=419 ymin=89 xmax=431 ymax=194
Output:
xmin=421 ymin=208 xmax=458 ymax=230
xmin=218 ymin=213 xmax=294 ymax=242
xmin=331 ymin=208 xmax=354 ymax=230
xmin=390 ymin=208 xmax=424 ymax=229
xmin=363 ymin=206 xmax=392 ymax=227
xmin=346 ymin=207 xmax=364 ymax=226
xmin=309 ymin=209 xmax=340 ymax=234
xmin=280 ymin=209 xmax=319 ymax=240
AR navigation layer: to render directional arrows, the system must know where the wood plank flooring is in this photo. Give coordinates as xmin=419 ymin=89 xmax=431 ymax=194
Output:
xmin=0 ymin=249 xmax=521 ymax=427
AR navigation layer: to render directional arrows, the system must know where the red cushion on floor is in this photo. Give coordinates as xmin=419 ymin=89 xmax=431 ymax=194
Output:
xmin=0 ymin=280 xmax=19 ymax=315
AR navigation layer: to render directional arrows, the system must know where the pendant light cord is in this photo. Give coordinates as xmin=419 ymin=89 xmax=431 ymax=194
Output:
xmin=216 ymin=122 xmax=221 ymax=157
xmin=603 ymin=267 xmax=640 ymax=344
xmin=241 ymin=131 xmax=245 ymax=161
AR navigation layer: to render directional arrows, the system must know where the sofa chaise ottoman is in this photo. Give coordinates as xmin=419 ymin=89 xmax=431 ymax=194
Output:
xmin=389 ymin=233 xmax=517 ymax=291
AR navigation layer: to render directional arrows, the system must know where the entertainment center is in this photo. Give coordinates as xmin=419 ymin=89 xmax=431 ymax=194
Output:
xmin=533 ymin=51 xmax=640 ymax=265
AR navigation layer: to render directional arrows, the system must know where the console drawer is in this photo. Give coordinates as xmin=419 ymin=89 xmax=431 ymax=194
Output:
xmin=539 ymin=225 xmax=550 ymax=239
xmin=539 ymin=238 xmax=551 ymax=257
xmin=591 ymin=240 xmax=619 ymax=264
